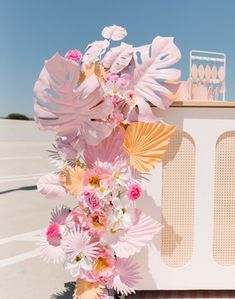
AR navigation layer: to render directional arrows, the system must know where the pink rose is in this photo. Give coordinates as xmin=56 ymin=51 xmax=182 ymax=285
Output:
xmin=127 ymin=183 xmax=142 ymax=201
xmin=65 ymin=49 xmax=83 ymax=62
xmin=83 ymin=191 xmax=101 ymax=211
xmin=46 ymin=223 xmax=61 ymax=246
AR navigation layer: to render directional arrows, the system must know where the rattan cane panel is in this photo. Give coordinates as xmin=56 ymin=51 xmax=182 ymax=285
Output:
xmin=161 ymin=131 xmax=195 ymax=267
xmin=213 ymin=131 xmax=235 ymax=266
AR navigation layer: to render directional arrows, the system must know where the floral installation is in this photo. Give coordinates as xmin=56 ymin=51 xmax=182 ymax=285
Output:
xmin=33 ymin=24 xmax=181 ymax=298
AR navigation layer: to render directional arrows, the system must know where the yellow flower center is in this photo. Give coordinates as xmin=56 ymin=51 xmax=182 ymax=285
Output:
xmin=112 ymin=88 xmax=119 ymax=95
xmin=99 ymin=187 xmax=105 ymax=193
xmin=114 ymin=172 xmax=120 ymax=180
xmin=110 ymin=228 xmax=116 ymax=234
xmin=94 ymin=257 xmax=109 ymax=272
xmin=89 ymin=176 xmax=101 ymax=187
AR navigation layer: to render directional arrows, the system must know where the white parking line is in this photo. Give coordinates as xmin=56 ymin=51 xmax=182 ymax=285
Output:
xmin=0 ymin=229 xmax=43 ymax=268
xmin=0 ymin=173 xmax=46 ymax=182
xmin=0 ymin=156 xmax=42 ymax=161
xmin=0 ymin=229 xmax=43 ymax=245
xmin=0 ymin=249 xmax=39 ymax=268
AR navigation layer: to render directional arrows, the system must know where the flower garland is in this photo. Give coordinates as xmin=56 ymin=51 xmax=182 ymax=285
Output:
xmin=34 ymin=25 xmax=181 ymax=298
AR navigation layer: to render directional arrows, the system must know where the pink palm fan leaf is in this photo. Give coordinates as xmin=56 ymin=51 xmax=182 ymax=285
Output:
xmin=50 ymin=205 xmax=71 ymax=225
xmin=111 ymin=258 xmax=141 ymax=296
xmin=112 ymin=209 xmax=163 ymax=258
xmin=130 ymin=36 xmax=181 ymax=122
xmin=34 ymin=53 xmax=114 ymax=145
xmin=63 ymin=229 xmax=99 ymax=262
xmin=84 ymin=126 xmax=127 ymax=166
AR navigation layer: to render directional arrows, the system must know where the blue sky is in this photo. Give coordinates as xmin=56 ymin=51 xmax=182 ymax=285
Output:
xmin=1 ymin=0 xmax=235 ymax=117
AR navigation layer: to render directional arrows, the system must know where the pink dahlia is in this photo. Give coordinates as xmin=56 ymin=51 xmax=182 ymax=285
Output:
xmin=65 ymin=49 xmax=82 ymax=62
xmin=127 ymin=183 xmax=142 ymax=201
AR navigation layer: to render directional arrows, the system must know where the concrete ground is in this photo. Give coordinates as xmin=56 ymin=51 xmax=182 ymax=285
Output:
xmin=0 ymin=120 xmax=76 ymax=299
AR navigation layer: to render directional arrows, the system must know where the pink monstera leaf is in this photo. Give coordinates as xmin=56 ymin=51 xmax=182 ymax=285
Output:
xmin=37 ymin=173 xmax=67 ymax=199
xmin=111 ymin=258 xmax=141 ymax=296
xmin=131 ymin=36 xmax=181 ymax=121
xmin=112 ymin=209 xmax=163 ymax=258
xmin=84 ymin=126 xmax=127 ymax=166
xmin=102 ymin=43 xmax=133 ymax=74
xmin=34 ymin=53 xmax=113 ymax=145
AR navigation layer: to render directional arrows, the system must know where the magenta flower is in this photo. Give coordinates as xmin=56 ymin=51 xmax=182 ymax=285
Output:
xmin=127 ymin=183 xmax=142 ymax=201
xmin=46 ymin=223 xmax=61 ymax=246
xmin=65 ymin=49 xmax=83 ymax=62
xmin=38 ymin=227 xmax=65 ymax=264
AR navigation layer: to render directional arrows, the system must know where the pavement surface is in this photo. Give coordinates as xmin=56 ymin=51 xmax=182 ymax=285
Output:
xmin=0 ymin=120 xmax=76 ymax=298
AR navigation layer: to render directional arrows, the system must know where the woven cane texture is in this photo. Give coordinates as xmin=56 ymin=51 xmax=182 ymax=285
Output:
xmin=213 ymin=131 xmax=235 ymax=266
xmin=161 ymin=130 xmax=195 ymax=267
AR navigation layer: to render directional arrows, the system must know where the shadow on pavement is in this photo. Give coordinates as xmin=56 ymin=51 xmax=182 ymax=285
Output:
xmin=51 ymin=282 xmax=75 ymax=299
xmin=0 ymin=185 xmax=37 ymax=195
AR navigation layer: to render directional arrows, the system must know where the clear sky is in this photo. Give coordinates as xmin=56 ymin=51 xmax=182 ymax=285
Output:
xmin=1 ymin=0 xmax=235 ymax=117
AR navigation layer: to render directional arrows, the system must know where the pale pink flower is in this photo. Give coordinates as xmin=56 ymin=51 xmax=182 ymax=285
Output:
xmin=124 ymin=90 xmax=135 ymax=107
xmin=127 ymin=183 xmax=142 ymax=201
xmin=65 ymin=49 xmax=83 ymax=62
xmin=89 ymin=211 xmax=108 ymax=233
xmin=83 ymin=168 xmax=109 ymax=189
xmin=68 ymin=208 xmax=90 ymax=230
xmin=105 ymin=74 xmax=120 ymax=83
xmin=90 ymin=250 xmax=116 ymax=284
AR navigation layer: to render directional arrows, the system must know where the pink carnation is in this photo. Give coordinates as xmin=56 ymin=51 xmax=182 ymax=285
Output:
xmin=127 ymin=183 xmax=142 ymax=201
xmin=46 ymin=223 xmax=61 ymax=246
xmin=65 ymin=49 xmax=82 ymax=62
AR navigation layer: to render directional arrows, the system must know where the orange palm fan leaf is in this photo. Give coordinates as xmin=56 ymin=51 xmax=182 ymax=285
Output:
xmin=73 ymin=279 xmax=105 ymax=299
xmin=60 ymin=165 xmax=85 ymax=196
xmin=123 ymin=122 xmax=176 ymax=172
